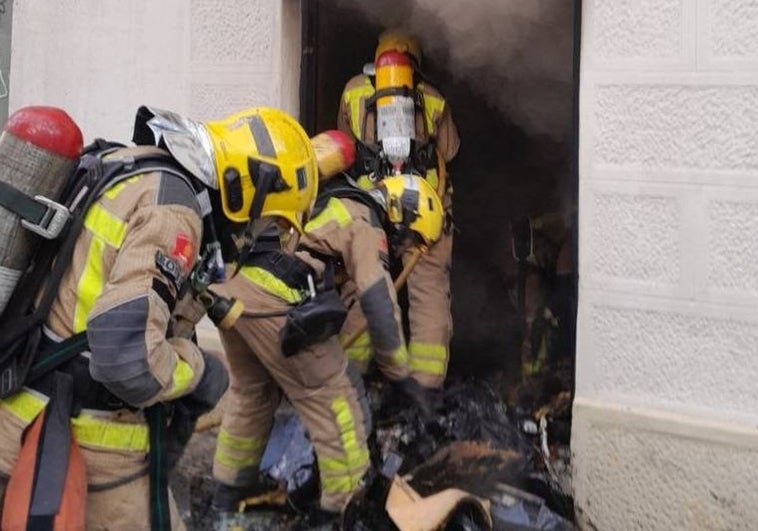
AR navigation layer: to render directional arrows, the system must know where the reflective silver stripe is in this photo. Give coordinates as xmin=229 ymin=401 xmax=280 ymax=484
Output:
xmin=248 ymin=115 xmax=276 ymax=158
xmin=360 ymin=280 xmax=402 ymax=351
xmin=157 ymin=173 xmax=201 ymax=216
xmin=88 ymin=296 xmax=161 ymax=405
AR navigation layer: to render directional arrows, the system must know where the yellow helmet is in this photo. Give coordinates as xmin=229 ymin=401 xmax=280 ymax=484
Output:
xmin=133 ymin=106 xmax=318 ymax=235
xmin=206 ymin=108 xmax=318 ymax=234
xmin=376 ymin=175 xmax=443 ymax=246
xmin=375 ymin=30 xmax=422 ymax=67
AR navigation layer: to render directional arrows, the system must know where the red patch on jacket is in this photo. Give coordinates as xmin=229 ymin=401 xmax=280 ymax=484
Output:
xmin=171 ymin=233 xmax=195 ymax=274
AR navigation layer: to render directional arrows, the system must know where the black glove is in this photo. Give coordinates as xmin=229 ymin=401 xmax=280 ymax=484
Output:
xmin=181 ymin=350 xmax=229 ymax=419
xmin=165 ymin=351 xmax=229 ymax=470
xmin=166 ymin=399 xmax=197 ymax=470
xmin=391 ymin=377 xmax=438 ymax=422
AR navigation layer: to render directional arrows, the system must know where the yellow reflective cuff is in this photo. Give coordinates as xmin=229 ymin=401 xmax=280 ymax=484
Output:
xmin=409 ymin=357 xmax=446 ymax=377
xmin=409 ymin=342 xmax=447 ymax=360
xmin=321 ymin=468 xmax=370 ymax=494
xmin=343 ymin=332 xmax=371 ymax=362
xmin=214 ymin=429 xmax=265 ymax=471
xmin=319 ymin=452 xmax=370 ymax=476
xmin=84 ymin=203 xmax=127 ymax=248
xmin=409 ymin=342 xmax=446 ymax=374
xmin=1 ymin=389 xmax=48 ymax=424
xmin=305 ymin=198 xmax=353 ymax=232
xmin=214 ymin=448 xmax=261 ymax=471
xmin=240 ymin=266 xmax=304 ymax=304
xmin=218 ymin=428 xmax=264 ymax=452
xmin=72 ymin=414 xmax=149 ymax=452
xmin=388 ymin=346 xmax=408 ymax=367
xmin=103 ymin=175 xmax=141 ymax=200
xmin=166 ymin=356 xmax=195 ymax=400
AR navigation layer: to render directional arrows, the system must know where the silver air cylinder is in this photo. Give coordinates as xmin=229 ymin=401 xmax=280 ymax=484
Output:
xmin=0 ymin=106 xmax=83 ymax=314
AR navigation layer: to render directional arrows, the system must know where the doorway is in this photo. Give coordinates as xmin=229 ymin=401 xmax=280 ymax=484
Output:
xmin=301 ymin=0 xmax=580 ymax=418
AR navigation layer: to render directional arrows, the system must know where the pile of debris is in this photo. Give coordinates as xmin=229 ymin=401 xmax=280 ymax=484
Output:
xmin=173 ymin=376 xmax=575 ymax=530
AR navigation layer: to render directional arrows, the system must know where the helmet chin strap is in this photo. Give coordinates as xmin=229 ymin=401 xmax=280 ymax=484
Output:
xmin=233 ymin=164 xmax=277 ymax=276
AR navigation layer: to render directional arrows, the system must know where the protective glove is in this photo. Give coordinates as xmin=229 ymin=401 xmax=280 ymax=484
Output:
xmin=180 ymin=350 xmax=229 ymax=418
xmin=165 ymin=351 xmax=229 ymax=470
xmin=165 ymin=399 xmax=197 ymax=471
xmin=172 ymin=291 xmax=208 ymax=339
xmin=391 ymin=377 xmax=438 ymax=422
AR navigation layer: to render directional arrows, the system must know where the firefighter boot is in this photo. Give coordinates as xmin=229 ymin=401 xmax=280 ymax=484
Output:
xmin=211 ymin=476 xmax=282 ymax=513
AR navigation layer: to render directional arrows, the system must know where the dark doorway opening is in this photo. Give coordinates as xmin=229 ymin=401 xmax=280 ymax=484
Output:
xmin=301 ymin=0 xmax=580 ymax=415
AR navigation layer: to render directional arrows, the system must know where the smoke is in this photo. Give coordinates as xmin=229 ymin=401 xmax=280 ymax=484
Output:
xmin=333 ymin=0 xmax=575 ymax=141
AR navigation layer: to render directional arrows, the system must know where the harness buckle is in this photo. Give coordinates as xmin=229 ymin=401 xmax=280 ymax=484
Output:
xmin=21 ymin=195 xmax=71 ymax=239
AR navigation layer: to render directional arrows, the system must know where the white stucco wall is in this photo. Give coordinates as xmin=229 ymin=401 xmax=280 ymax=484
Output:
xmin=9 ymin=0 xmax=301 ymax=142
xmin=575 ymin=1 xmax=758 ymax=529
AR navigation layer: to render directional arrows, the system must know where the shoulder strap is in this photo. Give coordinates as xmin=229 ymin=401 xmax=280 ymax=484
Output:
xmin=311 ymin=175 xmax=383 ymax=221
xmin=0 ymin=142 xmax=194 ymax=348
xmin=26 ymin=332 xmax=88 ymax=383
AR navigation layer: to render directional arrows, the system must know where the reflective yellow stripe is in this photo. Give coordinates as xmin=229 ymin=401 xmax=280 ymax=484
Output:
xmin=74 ymin=237 xmax=105 ymax=333
xmin=240 ymin=266 xmax=304 ymax=304
xmin=409 ymin=357 xmax=446 ymax=376
xmin=218 ymin=428 xmax=264 ymax=452
xmin=166 ymin=357 xmax=195 ymax=400
xmin=0 ymin=389 xmax=48 ymax=424
xmin=418 ymin=83 xmax=445 ymax=136
xmin=103 ymin=175 xmax=141 ymax=200
xmin=72 ymin=414 xmax=149 ymax=452
xmin=75 ymin=204 xmax=128 ymax=332
xmin=387 ymin=345 xmax=409 ymax=367
xmin=523 ymin=336 xmax=549 ymax=376
xmin=522 ymin=360 xmax=545 ymax=376
xmin=408 ymin=343 xmax=447 ymax=376
xmin=1 ymin=391 xmax=149 ymax=452
xmin=214 ymin=429 xmax=265 ymax=471
xmin=322 ymin=475 xmax=357 ymax=495
xmin=322 ymin=396 xmax=369 ymax=494
xmin=305 ymin=198 xmax=353 ymax=233
xmin=84 ymin=203 xmax=127 ymax=248
xmin=355 ymin=175 xmax=375 ymax=191
xmin=425 ymin=167 xmax=439 ymax=191
xmin=342 ymin=332 xmax=371 ymax=362
xmin=214 ymin=449 xmax=261 ymax=470
xmin=319 ymin=453 xmax=370 ymax=475
xmin=409 ymin=342 xmax=447 ymax=360
xmin=344 ymin=78 xmax=376 ymax=138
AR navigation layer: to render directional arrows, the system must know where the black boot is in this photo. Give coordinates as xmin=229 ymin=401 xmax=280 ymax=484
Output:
xmin=211 ymin=477 xmax=281 ymax=512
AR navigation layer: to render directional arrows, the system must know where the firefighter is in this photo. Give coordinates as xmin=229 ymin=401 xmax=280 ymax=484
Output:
xmin=210 ymin=173 xmax=444 ymax=519
xmin=0 ymin=106 xmax=318 ymax=530
xmin=337 ymin=29 xmax=460 ymax=389
xmin=511 ymin=211 xmax=575 ymax=406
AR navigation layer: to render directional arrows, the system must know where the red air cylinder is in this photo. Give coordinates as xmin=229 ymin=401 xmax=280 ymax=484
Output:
xmin=0 ymin=106 xmax=83 ymax=314
xmin=311 ymin=129 xmax=356 ymax=180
